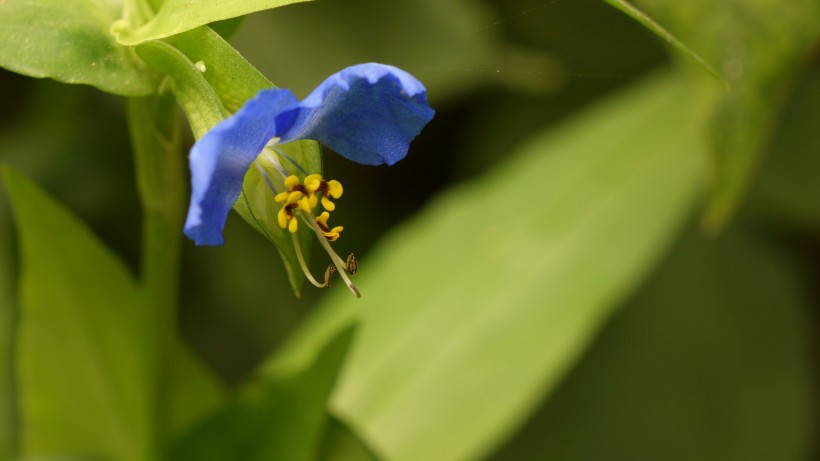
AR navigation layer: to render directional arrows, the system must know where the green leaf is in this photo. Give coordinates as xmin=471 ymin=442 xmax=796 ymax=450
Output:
xmin=602 ymin=0 xmax=723 ymax=82
xmin=629 ymin=0 xmax=820 ymax=232
xmin=0 ymin=0 xmax=157 ymax=95
xmin=169 ymin=327 xmax=355 ymax=461
xmin=164 ymin=341 xmax=226 ymax=438
xmin=265 ymin=70 xmax=706 ymax=461
xmin=318 ymin=416 xmax=381 ymax=461
xmin=489 ymin=227 xmax=815 ymax=461
xmin=747 ymin=67 xmax=820 ymax=233
xmin=112 ymin=0 xmax=312 ymax=46
xmin=2 ymin=166 xmax=155 ymax=460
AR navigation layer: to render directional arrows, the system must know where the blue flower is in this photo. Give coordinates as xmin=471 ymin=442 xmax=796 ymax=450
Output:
xmin=184 ymin=63 xmax=435 ymax=247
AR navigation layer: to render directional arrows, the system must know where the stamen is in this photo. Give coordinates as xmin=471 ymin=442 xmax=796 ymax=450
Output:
xmin=290 ymin=233 xmax=326 ymax=289
xmin=261 ymin=148 xmax=289 ymax=178
xmin=253 ymin=161 xmax=278 ymax=194
xmin=298 ymin=211 xmax=361 ymax=298
xmin=324 ymin=265 xmax=335 ymax=287
xmin=273 ymin=147 xmax=309 ymax=175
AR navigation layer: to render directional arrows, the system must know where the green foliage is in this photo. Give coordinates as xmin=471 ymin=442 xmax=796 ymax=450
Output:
xmin=632 ymin=0 xmax=820 ymax=231
xmin=112 ymin=0 xmax=312 ymax=45
xmin=3 ymin=166 xmax=155 ymax=460
xmin=602 ymin=0 xmax=723 ymax=82
xmin=0 ymin=0 xmax=157 ymax=95
xmin=489 ymin=228 xmax=816 ymax=461
xmin=169 ymin=328 xmax=354 ymax=461
xmin=1 ymin=0 xmax=818 ymax=460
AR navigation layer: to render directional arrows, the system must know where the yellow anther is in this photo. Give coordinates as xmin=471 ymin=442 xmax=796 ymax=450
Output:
xmin=277 ymin=207 xmax=289 ymax=229
xmin=299 ymin=197 xmax=312 ymax=213
xmin=316 ymin=211 xmax=331 ymax=227
xmin=288 ymin=216 xmax=299 ymax=233
xmin=284 ymin=175 xmax=300 ymax=189
xmin=304 ymin=174 xmax=322 ymax=192
xmin=286 ymin=191 xmax=303 ymax=204
xmin=316 ymin=211 xmax=343 ymax=241
xmin=321 ymin=195 xmax=336 ymax=211
xmin=327 ymin=180 xmax=343 ymax=199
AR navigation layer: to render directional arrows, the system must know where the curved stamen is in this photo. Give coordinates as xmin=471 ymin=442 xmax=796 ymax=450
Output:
xmin=298 ymin=211 xmax=361 ymax=298
xmin=290 ymin=233 xmax=326 ymax=289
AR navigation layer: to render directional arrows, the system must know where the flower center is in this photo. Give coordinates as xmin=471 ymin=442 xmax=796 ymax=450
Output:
xmin=253 ymin=145 xmax=360 ymax=298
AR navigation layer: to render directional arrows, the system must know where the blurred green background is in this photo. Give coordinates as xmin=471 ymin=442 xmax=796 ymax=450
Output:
xmin=1 ymin=0 xmax=819 ymax=459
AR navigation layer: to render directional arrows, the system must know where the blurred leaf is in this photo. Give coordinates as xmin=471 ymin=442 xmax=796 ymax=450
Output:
xmin=169 ymin=327 xmax=355 ymax=461
xmin=265 ymin=71 xmax=706 ymax=461
xmin=232 ymin=0 xmax=518 ymax=98
xmin=489 ymin=227 xmax=816 ymax=461
xmin=602 ymin=0 xmax=722 ymax=82
xmin=0 ymin=300 xmax=13 ymax=460
xmin=747 ymin=67 xmax=820 ymax=233
xmin=2 ymin=166 xmax=154 ymax=460
xmin=209 ymin=17 xmax=246 ymax=41
xmin=0 ymin=0 xmax=156 ymax=95
xmin=631 ymin=0 xmax=820 ymax=231
xmin=112 ymin=0 xmax=312 ymax=45
xmin=319 ymin=416 xmax=381 ymax=461
xmin=164 ymin=341 xmax=226 ymax=438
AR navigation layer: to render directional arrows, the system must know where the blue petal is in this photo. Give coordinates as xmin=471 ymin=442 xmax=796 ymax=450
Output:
xmin=281 ymin=63 xmax=435 ymax=166
xmin=184 ymin=89 xmax=299 ymax=245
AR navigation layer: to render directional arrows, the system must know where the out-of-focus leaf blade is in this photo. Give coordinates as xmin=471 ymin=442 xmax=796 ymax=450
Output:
xmin=489 ymin=228 xmax=816 ymax=461
xmin=319 ymin=416 xmax=381 ymax=461
xmin=2 ymin=166 xmax=154 ymax=460
xmin=602 ymin=0 xmax=723 ymax=82
xmin=631 ymin=0 xmax=820 ymax=231
xmin=263 ymin=71 xmax=706 ymax=461
xmin=112 ymin=0 xmax=311 ymax=45
xmin=0 ymin=0 xmax=156 ymax=95
xmin=747 ymin=67 xmax=820 ymax=233
xmin=164 ymin=341 xmax=226 ymax=438
xmin=169 ymin=328 xmax=354 ymax=461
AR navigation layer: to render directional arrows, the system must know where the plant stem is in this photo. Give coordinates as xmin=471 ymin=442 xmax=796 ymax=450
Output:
xmin=127 ymin=94 xmax=184 ymax=451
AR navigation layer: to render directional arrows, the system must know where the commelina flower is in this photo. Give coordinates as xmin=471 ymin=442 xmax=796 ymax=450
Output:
xmin=183 ymin=63 xmax=435 ymax=297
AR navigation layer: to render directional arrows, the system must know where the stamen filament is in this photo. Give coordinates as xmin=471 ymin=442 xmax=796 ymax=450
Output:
xmin=261 ymin=148 xmax=289 ymax=177
xmin=290 ymin=233 xmax=326 ymax=289
xmin=273 ymin=147 xmax=309 ymax=175
xmin=253 ymin=161 xmax=278 ymax=194
xmin=298 ymin=211 xmax=361 ymax=298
